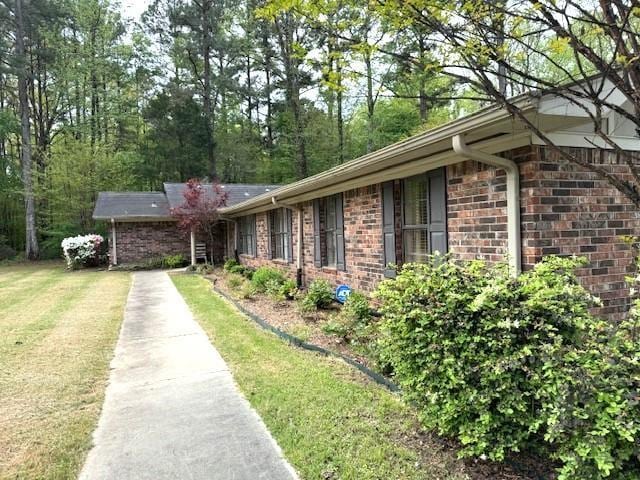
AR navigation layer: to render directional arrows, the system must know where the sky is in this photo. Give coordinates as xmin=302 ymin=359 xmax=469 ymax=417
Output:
xmin=119 ymin=0 xmax=150 ymax=22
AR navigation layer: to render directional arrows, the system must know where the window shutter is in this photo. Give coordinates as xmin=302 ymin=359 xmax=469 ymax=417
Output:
xmin=313 ymin=199 xmax=321 ymax=267
xmin=286 ymin=209 xmax=293 ymax=263
xmin=427 ymin=168 xmax=448 ymax=255
xmin=266 ymin=212 xmax=273 ymax=259
xmin=335 ymin=194 xmax=346 ymax=271
xmin=382 ymin=181 xmax=397 ymax=278
xmin=251 ymin=215 xmax=257 ymax=257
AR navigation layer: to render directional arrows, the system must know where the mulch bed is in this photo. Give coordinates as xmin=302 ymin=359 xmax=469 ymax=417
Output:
xmin=205 ymin=269 xmax=557 ymax=480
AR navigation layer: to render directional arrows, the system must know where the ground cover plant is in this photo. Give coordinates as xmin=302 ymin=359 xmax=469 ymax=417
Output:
xmin=0 ymin=262 xmax=130 ymax=479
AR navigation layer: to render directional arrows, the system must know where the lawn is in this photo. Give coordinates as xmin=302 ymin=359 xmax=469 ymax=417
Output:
xmin=172 ymin=274 xmax=470 ymax=480
xmin=0 ymin=262 xmax=131 ymax=480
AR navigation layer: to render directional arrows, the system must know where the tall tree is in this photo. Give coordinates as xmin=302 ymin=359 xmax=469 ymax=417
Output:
xmin=14 ymin=0 xmax=38 ymax=258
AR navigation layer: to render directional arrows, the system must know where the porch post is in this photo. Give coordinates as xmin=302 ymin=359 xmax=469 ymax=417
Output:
xmin=111 ymin=218 xmax=117 ymax=266
xmin=190 ymin=228 xmax=196 ymax=266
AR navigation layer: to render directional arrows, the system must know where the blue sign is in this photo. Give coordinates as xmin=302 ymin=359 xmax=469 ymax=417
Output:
xmin=335 ymin=284 xmax=352 ymax=304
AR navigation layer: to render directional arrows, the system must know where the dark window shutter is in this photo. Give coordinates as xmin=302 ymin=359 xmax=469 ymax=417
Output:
xmin=427 ymin=168 xmax=447 ymax=255
xmin=313 ymin=199 xmax=321 ymax=267
xmin=266 ymin=212 xmax=273 ymax=259
xmin=251 ymin=215 xmax=257 ymax=257
xmin=286 ymin=209 xmax=293 ymax=263
xmin=335 ymin=194 xmax=346 ymax=271
xmin=382 ymin=181 xmax=397 ymax=278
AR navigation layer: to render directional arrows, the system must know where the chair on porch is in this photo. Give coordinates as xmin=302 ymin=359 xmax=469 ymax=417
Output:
xmin=195 ymin=242 xmax=208 ymax=263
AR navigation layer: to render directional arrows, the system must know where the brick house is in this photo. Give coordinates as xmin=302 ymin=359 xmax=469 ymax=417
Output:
xmin=94 ymin=84 xmax=639 ymax=319
xmin=219 ymin=89 xmax=639 ymax=321
xmin=92 ymin=183 xmax=279 ymax=265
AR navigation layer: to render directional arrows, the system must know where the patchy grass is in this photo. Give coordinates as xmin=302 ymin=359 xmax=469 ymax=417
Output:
xmin=0 ymin=262 xmax=131 ymax=480
xmin=173 ymin=274 xmax=469 ymax=480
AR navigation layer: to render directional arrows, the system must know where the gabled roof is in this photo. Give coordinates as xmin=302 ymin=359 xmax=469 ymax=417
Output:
xmin=163 ymin=182 xmax=280 ymax=210
xmin=93 ymin=192 xmax=171 ymax=220
xmin=93 ymin=183 xmax=281 ymax=221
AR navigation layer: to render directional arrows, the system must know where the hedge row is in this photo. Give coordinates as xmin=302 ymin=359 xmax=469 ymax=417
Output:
xmin=374 ymin=255 xmax=639 ymax=479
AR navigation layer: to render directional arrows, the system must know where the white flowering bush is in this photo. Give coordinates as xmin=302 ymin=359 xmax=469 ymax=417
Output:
xmin=61 ymin=234 xmax=104 ymax=269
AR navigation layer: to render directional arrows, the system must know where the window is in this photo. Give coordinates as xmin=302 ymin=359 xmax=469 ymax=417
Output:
xmin=238 ymin=215 xmax=256 ymax=256
xmin=401 ymin=168 xmax=447 ymax=263
xmin=324 ymin=197 xmax=338 ymax=267
xmin=269 ymin=208 xmax=292 ymax=261
xmin=313 ymin=193 xmax=345 ymax=270
xmin=403 ymin=174 xmax=430 ymax=263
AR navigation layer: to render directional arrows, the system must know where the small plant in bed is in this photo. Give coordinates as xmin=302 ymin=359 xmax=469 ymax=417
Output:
xmin=298 ymin=279 xmax=333 ymax=313
xmin=162 ymin=253 xmax=187 ymax=268
xmin=265 ymin=278 xmax=298 ymax=301
xmin=251 ymin=266 xmax=286 ymax=292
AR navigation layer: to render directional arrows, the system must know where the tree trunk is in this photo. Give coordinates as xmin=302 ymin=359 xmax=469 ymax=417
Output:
xmin=201 ymin=0 xmax=216 ymax=180
xmin=15 ymin=0 xmax=39 ymax=259
xmin=365 ymin=51 xmax=374 ymax=153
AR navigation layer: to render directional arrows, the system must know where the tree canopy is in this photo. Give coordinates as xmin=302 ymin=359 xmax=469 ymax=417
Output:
xmin=1 ymin=0 xmax=638 ymax=258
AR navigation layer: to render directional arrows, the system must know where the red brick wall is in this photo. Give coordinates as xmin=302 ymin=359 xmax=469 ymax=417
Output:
xmin=112 ymin=221 xmax=190 ymax=264
xmin=235 ymin=185 xmax=385 ymax=292
xmin=517 ymin=146 xmax=639 ymax=320
xmin=446 ymin=161 xmax=508 ymax=263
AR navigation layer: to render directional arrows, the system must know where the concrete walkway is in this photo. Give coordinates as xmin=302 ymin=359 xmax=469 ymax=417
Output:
xmin=79 ymin=271 xmax=298 ymax=480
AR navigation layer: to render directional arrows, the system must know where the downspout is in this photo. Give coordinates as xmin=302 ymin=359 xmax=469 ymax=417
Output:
xmin=190 ymin=228 xmax=196 ymax=266
xmin=452 ymin=134 xmax=521 ymax=275
xmin=111 ymin=218 xmax=117 ymax=266
xmin=272 ymin=196 xmax=304 ymax=288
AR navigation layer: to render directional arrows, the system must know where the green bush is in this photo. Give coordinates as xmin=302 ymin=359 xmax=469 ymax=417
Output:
xmin=251 ymin=266 xmax=286 ymax=292
xmin=223 ymin=258 xmax=239 ymax=271
xmin=226 ymin=273 xmax=245 ymax=290
xmin=162 ymin=254 xmax=187 ymax=269
xmin=239 ymin=280 xmax=257 ymax=299
xmin=299 ymin=279 xmax=334 ymax=312
xmin=374 ymin=254 xmax=636 ymax=478
xmin=265 ymin=278 xmax=298 ymax=301
xmin=323 ymin=292 xmax=371 ymax=340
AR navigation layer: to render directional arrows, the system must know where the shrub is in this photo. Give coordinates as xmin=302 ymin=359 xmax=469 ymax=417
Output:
xmin=196 ymin=263 xmax=214 ymax=275
xmin=323 ymin=292 xmax=372 ymax=340
xmin=226 ymin=273 xmax=245 ymax=290
xmin=223 ymin=258 xmax=239 ymax=272
xmin=374 ymin=255 xmax=614 ymax=473
xmin=162 ymin=254 xmax=187 ymax=269
xmin=239 ymin=280 xmax=257 ymax=299
xmin=265 ymin=278 xmax=298 ymax=301
xmin=299 ymin=279 xmax=333 ymax=312
xmin=251 ymin=266 xmax=286 ymax=292
xmin=61 ymin=234 xmax=104 ymax=269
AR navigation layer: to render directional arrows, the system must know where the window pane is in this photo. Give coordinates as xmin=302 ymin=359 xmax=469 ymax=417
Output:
xmin=404 ymin=175 xmax=428 ymax=226
xmin=326 ymin=231 xmax=336 ymax=267
xmin=325 ymin=198 xmax=337 ymax=230
xmin=404 ymin=229 xmax=429 ymax=263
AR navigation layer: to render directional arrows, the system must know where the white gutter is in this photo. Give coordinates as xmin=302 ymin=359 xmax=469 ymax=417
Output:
xmin=452 ymin=134 xmax=521 ymax=274
xmin=272 ymin=196 xmax=304 ymax=287
xmin=111 ymin=218 xmax=117 ymax=266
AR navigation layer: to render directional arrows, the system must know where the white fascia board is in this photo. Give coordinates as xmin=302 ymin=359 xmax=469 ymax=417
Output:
xmin=532 ymin=132 xmax=640 ymax=151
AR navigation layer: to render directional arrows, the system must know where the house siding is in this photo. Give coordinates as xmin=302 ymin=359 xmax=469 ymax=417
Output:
xmin=231 ymin=146 xmax=637 ymax=321
xmin=112 ymin=221 xmax=190 ymax=264
xmin=517 ymin=145 xmax=639 ymax=320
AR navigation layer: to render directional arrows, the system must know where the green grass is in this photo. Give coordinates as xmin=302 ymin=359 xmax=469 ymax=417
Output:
xmin=0 ymin=262 xmax=131 ymax=480
xmin=173 ymin=274 xmax=468 ymax=480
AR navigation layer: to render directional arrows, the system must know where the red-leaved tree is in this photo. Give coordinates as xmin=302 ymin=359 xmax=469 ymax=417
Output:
xmin=170 ymin=179 xmax=228 ymax=264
